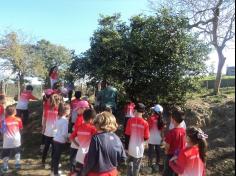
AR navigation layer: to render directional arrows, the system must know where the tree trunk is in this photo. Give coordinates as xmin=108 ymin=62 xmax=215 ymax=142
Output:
xmin=214 ymin=48 xmax=226 ymax=94
xmin=18 ymin=73 xmax=25 ymax=98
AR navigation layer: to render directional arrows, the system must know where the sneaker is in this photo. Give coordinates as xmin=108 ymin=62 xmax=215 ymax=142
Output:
xmin=15 ymin=163 xmax=21 ymax=170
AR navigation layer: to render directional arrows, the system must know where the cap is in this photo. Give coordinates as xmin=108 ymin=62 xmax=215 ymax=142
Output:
xmin=135 ymin=103 xmax=146 ymax=113
xmin=151 ymin=104 xmax=163 ymax=113
xmin=45 ymin=89 xmax=54 ymax=96
xmin=75 ymin=100 xmax=90 ymax=110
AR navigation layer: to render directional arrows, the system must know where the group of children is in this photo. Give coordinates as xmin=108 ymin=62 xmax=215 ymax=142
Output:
xmin=0 ymin=82 xmax=209 ymax=176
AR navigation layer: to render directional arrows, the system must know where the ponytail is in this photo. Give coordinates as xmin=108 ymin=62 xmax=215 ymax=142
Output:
xmin=156 ymin=112 xmax=164 ymax=130
xmin=198 ymin=138 xmax=208 ymax=163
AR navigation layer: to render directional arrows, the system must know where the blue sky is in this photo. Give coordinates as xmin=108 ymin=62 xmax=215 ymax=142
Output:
xmin=0 ymin=0 xmax=235 ymax=74
xmin=0 ymin=0 xmax=150 ymax=53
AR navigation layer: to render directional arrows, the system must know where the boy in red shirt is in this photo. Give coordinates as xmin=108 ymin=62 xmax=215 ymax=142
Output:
xmin=1 ymin=105 xmax=23 ymax=172
xmin=163 ymin=108 xmax=186 ymax=176
xmin=125 ymin=103 xmax=150 ymax=176
xmin=70 ymin=109 xmax=97 ymax=176
xmin=169 ymin=127 xmax=208 ymax=176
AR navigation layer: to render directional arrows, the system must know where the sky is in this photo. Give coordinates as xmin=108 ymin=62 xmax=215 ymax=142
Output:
xmin=0 ymin=0 xmax=235 ymax=84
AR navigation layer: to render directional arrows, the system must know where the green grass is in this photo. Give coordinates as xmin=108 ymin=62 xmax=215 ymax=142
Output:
xmin=201 ymin=75 xmax=235 ymax=81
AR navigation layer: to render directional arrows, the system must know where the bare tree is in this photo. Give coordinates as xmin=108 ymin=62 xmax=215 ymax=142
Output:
xmin=149 ymin=0 xmax=235 ymax=94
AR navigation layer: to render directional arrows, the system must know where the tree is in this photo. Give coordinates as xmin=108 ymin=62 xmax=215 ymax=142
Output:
xmin=71 ymin=10 xmax=210 ymax=105
xmin=150 ymin=0 xmax=235 ymax=94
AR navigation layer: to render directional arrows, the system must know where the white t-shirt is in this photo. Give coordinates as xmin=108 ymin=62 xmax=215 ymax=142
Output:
xmin=44 ymin=109 xmax=58 ymax=137
xmin=149 ymin=126 xmax=162 ymax=145
xmin=3 ymin=117 xmax=23 ymax=148
xmin=53 ymin=117 xmax=69 ymax=143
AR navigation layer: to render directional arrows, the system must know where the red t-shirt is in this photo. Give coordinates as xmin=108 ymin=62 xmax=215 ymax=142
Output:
xmin=164 ymin=127 xmax=186 ymax=155
xmin=50 ymin=71 xmax=58 ymax=80
xmin=147 ymin=114 xmax=163 ymax=145
xmin=169 ymin=145 xmax=206 ymax=176
xmin=43 ymin=100 xmax=50 ymax=119
xmin=70 ymin=114 xmax=84 ymax=140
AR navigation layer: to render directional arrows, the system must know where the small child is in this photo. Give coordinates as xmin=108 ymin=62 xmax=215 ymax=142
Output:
xmin=169 ymin=106 xmax=186 ymax=130
xmin=163 ymin=108 xmax=186 ymax=176
xmin=169 ymin=126 xmax=208 ymax=176
xmin=70 ymin=109 xmax=97 ymax=175
xmin=125 ymin=103 xmax=150 ymax=176
xmin=70 ymin=91 xmax=82 ymax=133
xmin=0 ymin=94 xmax=6 ymax=134
xmin=69 ymin=100 xmax=89 ymax=175
xmin=16 ymin=85 xmax=38 ymax=125
xmin=51 ymin=103 xmax=71 ymax=176
xmin=82 ymin=111 xmax=127 ymax=176
xmin=49 ymin=66 xmax=59 ymax=89
xmin=42 ymin=94 xmax=61 ymax=166
xmin=1 ymin=105 xmax=23 ymax=172
xmin=148 ymin=104 xmax=165 ymax=169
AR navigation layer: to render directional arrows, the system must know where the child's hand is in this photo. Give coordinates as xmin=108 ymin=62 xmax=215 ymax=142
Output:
xmin=170 ymin=156 xmax=178 ymax=162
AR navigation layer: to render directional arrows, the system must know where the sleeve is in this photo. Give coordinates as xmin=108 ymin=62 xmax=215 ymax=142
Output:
xmin=29 ymin=94 xmax=38 ymax=100
xmin=169 ymin=150 xmax=186 ymax=174
xmin=82 ymin=136 xmax=98 ymax=175
xmin=18 ymin=118 xmax=23 ymax=129
xmin=165 ymin=131 xmax=172 ymax=145
xmin=62 ymin=122 xmax=69 ymax=140
xmin=144 ymin=122 xmax=150 ymax=140
xmin=70 ymin=125 xmax=78 ymax=140
xmin=125 ymin=119 xmax=131 ymax=136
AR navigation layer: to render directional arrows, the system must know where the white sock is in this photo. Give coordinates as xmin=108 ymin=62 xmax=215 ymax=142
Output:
xmin=15 ymin=153 xmax=21 ymax=165
xmin=3 ymin=157 xmax=9 ymax=169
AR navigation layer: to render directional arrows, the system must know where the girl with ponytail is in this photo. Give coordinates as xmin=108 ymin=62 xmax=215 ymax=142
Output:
xmin=169 ymin=126 xmax=208 ymax=176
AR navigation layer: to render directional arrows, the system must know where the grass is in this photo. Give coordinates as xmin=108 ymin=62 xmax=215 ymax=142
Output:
xmin=201 ymin=75 xmax=235 ymax=81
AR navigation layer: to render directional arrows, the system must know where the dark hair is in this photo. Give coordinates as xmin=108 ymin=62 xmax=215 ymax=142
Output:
xmin=187 ymin=127 xmax=208 ymax=163
xmin=53 ymin=82 xmax=61 ymax=90
xmin=155 ymin=112 xmax=165 ymax=130
xmin=135 ymin=103 xmax=146 ymax=113
xmin=83 ymin=109 xmax=96 ymax=122
xmin=58 ymin=103 xmax=71 ymax=117
xmin=49 ymin=66 xmax=57 ymax=76
xmin=74 ymin=91 xmax=82 ymax=99
xmin=6 ymin=105 xmax=16 ymax=116
xmin=0 ymin=94 xmax=5 ymax=101
xmin=26 ymin=85 xmax=34 ymax=91
xmin=171 ymin=108 xmax=184 ymax=124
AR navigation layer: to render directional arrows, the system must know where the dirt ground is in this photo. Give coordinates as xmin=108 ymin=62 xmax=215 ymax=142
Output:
xmin=0 ymin=90 xmax=235 ymax=176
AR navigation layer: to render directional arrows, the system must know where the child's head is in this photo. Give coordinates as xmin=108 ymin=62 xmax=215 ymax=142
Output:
xmin=151 ymin=104 xmax=163 ymax=115
xmin=134 ymin=103 xmax=146 ymax=114
xmin=74 ymin=91 xmax=82 ymax=99
xmin=83 ymin=109 xmax=96 ymax=123
xmin=170 ymin=107 xmax=184 ymax=126
xmin=0 ymin=94 xmax=6 ymax=104
xmin=186 ymin=126 xmax=208 ymax=163
xmin=94 ymin=111 xmax=118 ymax=132
xmin=50 ymin=94 xmax=62 ymax=108
xmin=58 ymin=103 xmax=71 ymax=117
xmin=151 ymin=104 xmax=165 ymax=130
xmin=26 ymin=85 xmax=34 ymax=92
xmin=6 ymin=105 xmax=16 ymax=117
xmin=76 ymin=100 xmax=90 ymax=115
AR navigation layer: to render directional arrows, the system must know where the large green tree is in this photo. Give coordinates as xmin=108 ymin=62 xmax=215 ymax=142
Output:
xmin=71 ymin=10 xmax=210 ymax=105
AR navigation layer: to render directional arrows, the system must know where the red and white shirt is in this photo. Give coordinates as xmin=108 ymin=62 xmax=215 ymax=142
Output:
xmin=169 ymin=145 xmax=206 ymax=176
xmin=44 ymin=107 xmax=58 ymax=137
xmin=2 ymin=116 xmax=23 ymax=148
xmin=70 ymin=114 xmax=84 ymax=149
xmin=125 ymin=117 xmax=150 ymax=158
xmin=164 ymin=127 xmax=186 ymax=155
xmin=16 ymin=91 xmax=37 ymax=110
xmin=123 ymin=102 xmax=135 ymax=118
xmin=71 ymin=99 xmax=81 ymax=123
xmin=147 ymin=114 xmax=162 ymax=145
xmin=0 ymin=104 xmax=4 ymax=120
xmin=72 ymin=123 xmax=97 ymax=164
xmin=50 ymin=71 xmax=58 ymax=80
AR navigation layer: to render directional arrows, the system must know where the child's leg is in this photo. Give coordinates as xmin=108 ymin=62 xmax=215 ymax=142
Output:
xmin=42 ymin=136 xmax=53 ymax=164
xmin=40 ymin=134 xmax=45 ymax=152
xmin=70 ymin=148 xmax=78 ymax=172
xmin=132 ymin=157 xmax=142 ymax=176
xmin=52 ymin=142 xmax=64 ymax=175
xmin=22 ymin=110 xmax=29 ymax=125
xmin=1 ymin=149 xmax=10 ymax=170
xmin=155 ymin=145 xmax=161 ymax=165
xmin=14 ymin=147 xmax=21 ymax=169
xmin=148 ymin=144 xmax=155 ymax=166
xmin=75 ymin=162 xmax=83 ymax=176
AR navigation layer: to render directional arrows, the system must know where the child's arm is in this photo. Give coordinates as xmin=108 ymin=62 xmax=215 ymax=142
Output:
xmin=169 ymin=150 xmax=186 ymax=174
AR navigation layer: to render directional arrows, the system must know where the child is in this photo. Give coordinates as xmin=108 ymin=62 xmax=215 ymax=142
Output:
xmin=125 ymin=103 xmax=150 ymax=176
xmin=40 ymin=89 xmax=54 ymax=153
xmin=16 ymin=85 xmax=38 ymax=125
xmin=1 ymin=105 xmax=23 ymax=172
xmin=82 ymin=111 xmax=127 ymax=176
xmin=169 ymin=127 xmax=208 ymax=176
xmin=69 ymin=100 xmax=90 ymax=175
xmin=148 ymin=104 xmax=165 ymax=170
xmin=70 ymin=109 xmax=97 ymax=175
xmin=169 ymin=106 xmax=186 ymax=130
xmin=42 ymin=93 xmax=61 ymax=166
xmin=123 ymin=99 xmax=135 ymax=149
xmin=0 ymin=94 xmax=6 ymax=134
xmin=49 ymin=66 xmax=59 ymax=88
xmin=70 ymin=91 xmax=82 ymax=133
xmin=163 ymin=108 xmax=186 ymax=176
xmin=51 ymin=103 xmax=71 ymax=176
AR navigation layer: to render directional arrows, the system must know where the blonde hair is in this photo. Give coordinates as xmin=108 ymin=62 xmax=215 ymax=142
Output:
xmin=94 ymin=112 xmax=118 ymax=132
xmin=50 ymin=94 xmax=62 ymax=109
